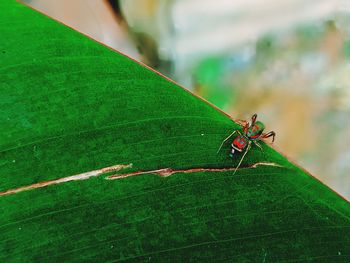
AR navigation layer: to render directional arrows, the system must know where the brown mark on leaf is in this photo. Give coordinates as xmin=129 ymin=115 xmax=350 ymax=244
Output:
xmin=0 ymin=163 xmax=132 ymax=197
xmin=107 ymin=162 xmax=282 ymax=180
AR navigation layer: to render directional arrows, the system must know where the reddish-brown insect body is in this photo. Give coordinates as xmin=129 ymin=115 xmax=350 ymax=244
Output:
xmin=232 ymin=136 xmax=248 ymax=152
xmin=217 ymin=114 xmax=276 ymax=175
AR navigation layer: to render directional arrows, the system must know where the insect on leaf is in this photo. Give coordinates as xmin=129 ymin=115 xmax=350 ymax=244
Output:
xmin=1 ymin=0 xmax=350 ymax=262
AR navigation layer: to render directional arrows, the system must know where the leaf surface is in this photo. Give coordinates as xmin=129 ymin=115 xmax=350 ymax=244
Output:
xmin=1 ymin=1 xmax=350 ymax=262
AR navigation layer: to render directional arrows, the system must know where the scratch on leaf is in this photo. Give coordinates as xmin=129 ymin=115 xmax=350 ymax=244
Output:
xmin=0 ymin=163 xmax=132 ymax=197
xmin=0 ymin=162 xmax=281 ymax=197
xmin=107 ymin=162 xmax=282 ymax=180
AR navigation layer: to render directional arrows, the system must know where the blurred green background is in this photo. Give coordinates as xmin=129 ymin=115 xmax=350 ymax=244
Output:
xmin=25 ymin=0 xmax=350 ymax=200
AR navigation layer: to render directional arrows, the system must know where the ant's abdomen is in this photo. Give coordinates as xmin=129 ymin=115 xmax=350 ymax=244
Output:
xmin=232 ymin=136 xmax=248 ymax=151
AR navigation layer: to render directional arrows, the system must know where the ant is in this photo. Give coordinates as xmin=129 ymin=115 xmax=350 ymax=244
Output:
xmin=217 ymin=114 xmax=275 ymax=175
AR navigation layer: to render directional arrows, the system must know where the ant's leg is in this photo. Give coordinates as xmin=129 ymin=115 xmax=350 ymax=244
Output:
xmin=251 ymin=113 xmax=257 ymax=126
xmin=253 ymin=141 xmax=264 ymax=152
xmin=217 ymin=130 xmax=238 ymax=153
xmin=242 ymin=122 xmax=249 ymax=134
xmin=253 ymin=141 xmax=268 ymax=161
xmin=236 ymin=119 xmax=248 ymax=128
xmin=261 ymin=131 xmax=275 ymax=142
xmin=232 ymin=141 xmax=251 ymax=176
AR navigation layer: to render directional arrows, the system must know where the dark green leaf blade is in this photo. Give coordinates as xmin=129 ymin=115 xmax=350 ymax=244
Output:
xmin=1 ymin=1 xmax=349 ymax=262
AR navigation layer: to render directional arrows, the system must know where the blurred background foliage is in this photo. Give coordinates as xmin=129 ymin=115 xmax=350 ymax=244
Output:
xmin=25 ymin=0 xmax=350 ymax=200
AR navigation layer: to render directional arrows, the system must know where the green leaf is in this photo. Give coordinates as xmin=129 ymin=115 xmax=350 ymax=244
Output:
xmin=1 ymin=1 xmax=350 ymax=262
